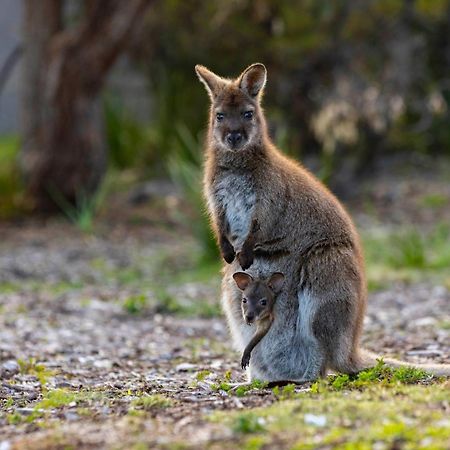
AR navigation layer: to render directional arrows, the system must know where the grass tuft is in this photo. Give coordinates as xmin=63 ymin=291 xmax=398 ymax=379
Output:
xmin=311 ymin=361 xmax=432 ymax=393
xmin=232 ymin=413 xmax=266 ymax=434
xmin=130 ymin=394 xmax=174 ymax=411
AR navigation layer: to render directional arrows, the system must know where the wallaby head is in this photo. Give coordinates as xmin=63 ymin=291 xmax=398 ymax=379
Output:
xmin=233 ymin=272 xmax=284 ymax=325
xmin=195 ymin=63 xmax=267 ymax=151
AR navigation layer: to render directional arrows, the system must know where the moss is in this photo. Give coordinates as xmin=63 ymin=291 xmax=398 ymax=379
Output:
xmin=212 ymin=377 xmax=449 ymax=449
xmin=311 ymin=361 xmax=432 ymax=393
xmin=130 ymin=394 xmax=174 ymax=412
xmin=195 ymin=370 xmax=212 ymax=381
xmin=36 ymin=389 xmax=77 ymax=410
xmin=234 ymin=380 xmax=269 ymax=397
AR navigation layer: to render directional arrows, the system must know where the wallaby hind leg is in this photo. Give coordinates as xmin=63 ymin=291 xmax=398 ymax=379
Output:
xmin=305 ymin=246 xmax=366 ymax=375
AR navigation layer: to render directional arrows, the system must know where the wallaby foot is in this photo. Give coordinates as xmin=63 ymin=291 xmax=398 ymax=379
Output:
xmin=241 ymin=350 xmax=251 ymax=369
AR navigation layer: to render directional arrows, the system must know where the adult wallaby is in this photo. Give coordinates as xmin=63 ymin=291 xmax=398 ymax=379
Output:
xmin=196 ymin=63 xmax=450 ymax=381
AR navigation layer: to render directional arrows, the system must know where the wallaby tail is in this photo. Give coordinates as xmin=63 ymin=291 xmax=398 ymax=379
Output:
xmin=358 ymin=349 xmax=450 ymax=377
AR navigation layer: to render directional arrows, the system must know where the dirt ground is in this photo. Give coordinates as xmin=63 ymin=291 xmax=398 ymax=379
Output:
xmin=0 ymin=168 xmax=449 ymax=449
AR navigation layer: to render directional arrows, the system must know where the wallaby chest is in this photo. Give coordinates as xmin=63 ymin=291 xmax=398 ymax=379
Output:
xmin=211 ymin=170 xmax=256 ymax=250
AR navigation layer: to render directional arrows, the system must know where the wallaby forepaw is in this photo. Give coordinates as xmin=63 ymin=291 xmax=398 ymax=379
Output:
xmin=221 ymin=240 xmax=236 ymax=264
xmin=237 ymin=249 xmax=254 ymax=270
xmin=241 ymin=353 xmax=251 ymax=370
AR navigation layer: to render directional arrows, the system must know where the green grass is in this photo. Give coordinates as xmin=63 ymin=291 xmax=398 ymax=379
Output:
xmin=123 ymin=294 xmax=147 ymax=314
xmin=17 ymin=358 xmax=56 ymax=386
xmin=420 ymin=193 xmax=448 ymax=209
xmin=208 ymin=363 xmax=446 ymax=448
xmin=311 ymin=361 xmax=432 ymax=393
xmin=363 ymin=223 xmax=450 ymax=290
xmin=212 ymin=376 xmax=449 ymax=449
xmin=129 ymin=394 xmax=174 ymax=412
xmin=6 ymin=388 xmax=99 ymax=424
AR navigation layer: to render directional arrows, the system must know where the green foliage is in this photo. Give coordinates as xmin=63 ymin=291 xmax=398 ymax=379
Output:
xmin=123 ymin=294 xmax=147 ymax=314
xmin=271 ymin=383 xmax=297 ymax=400
xmin=103 ymin=94 xmax=153 ymax=170
xmin=213 ymin=378 xmax=449 ymax=449
xmin=18 ymin=358 xmax=55 ymax=386
xmin=232 ymin=413 xmax=266 ymax=434
xmin=167 ymin=123 xmax=219 ymax=262
xmin=311 ymin=360 xmax=431 ymax=393
xmin=363 ymin=223 xmax=450 ymax=289
xmin=130 ymin=394 xmax=174 ymax=411
xmin=134 ymin=0 xmax=450 ymax=184
xmin=37 ymin=389 xmax=77 ymax=410
xmin=235 ymin=380 xmax=269 ymax=397
xmin=48 ymin=174 xmax=113 ymax=233
xmin=0 ymin=135 xmax=26 ymax=218
xmin=195 ymin=370 xmax=211 ymax=381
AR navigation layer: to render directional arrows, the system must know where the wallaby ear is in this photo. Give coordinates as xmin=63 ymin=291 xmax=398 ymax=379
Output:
xmin=233 ymin=272 xmax=254 ymax=291
xmin=268 ymin=272 xmax=285 ymax=294
xmin=195 ymin=65 xmax=225 ymax=100
xmin=238 ymin=63 xmax=267 ymax=98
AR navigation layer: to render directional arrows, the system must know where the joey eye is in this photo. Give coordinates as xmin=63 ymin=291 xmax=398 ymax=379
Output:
xmin=260 ymin=299 xmax=267 ymax=306
xmin=242 ymin=298 xmax=247 ymax=304
xmin=216 ymin=112 xmax=224 ymax=122
xmin=243 ymin=111 xmax=253 ymax=120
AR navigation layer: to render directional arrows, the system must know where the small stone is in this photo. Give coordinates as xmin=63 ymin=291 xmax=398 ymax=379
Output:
xmin=175 ymin=363 xmax=196 ymax=372
xmin=1 ymin=360 xmax=19 ymax=376
xmin=15 ymin=408 xmax=36 ymax=416
xmin=93 ymin=360 xmax=113 ymax=369
xmin=64 ymin=411 xmax=79 ymax=421
xmin=304 ymin=414 xmax=327 ymax=427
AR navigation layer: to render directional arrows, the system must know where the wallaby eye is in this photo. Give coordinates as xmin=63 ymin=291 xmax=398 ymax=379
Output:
xmin=216 ymin=112 xmax=224 ymax=122
xmin=260 ymin=299 xmax=267 ymax=306
xmin=242 ymin=298 xmax=247 ymax=304
xmin=243 ymin=111 xmax=253 ymax=120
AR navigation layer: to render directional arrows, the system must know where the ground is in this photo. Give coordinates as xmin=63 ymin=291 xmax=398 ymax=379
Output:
xmin=0 ymin=163 xmax=449 ymax=449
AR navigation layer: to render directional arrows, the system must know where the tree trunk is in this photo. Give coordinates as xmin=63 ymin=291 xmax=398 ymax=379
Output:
xmin=20 ymin=0 xmax=152 ymax=211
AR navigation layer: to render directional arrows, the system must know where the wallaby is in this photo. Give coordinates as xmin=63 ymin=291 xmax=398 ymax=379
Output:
xmin=195 ymin=62 xmax=450 ymax=381
xmin=233 ymin=271 xmax=285 ymax=369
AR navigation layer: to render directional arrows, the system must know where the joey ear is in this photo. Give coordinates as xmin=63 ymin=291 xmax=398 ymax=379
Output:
xmin=238 ymin=63 xmax=267 ymax=98
xmin=233 ymin=272 xmax=254 ymax=291
xmin=195 ymin=65 xmax=225 ymax=100
xmin=268 ymin=272 xmax=285 ymax=294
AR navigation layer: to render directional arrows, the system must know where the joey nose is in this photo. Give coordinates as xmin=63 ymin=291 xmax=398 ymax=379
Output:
xmin=245 ymin=313 xmax=255 ymax=324
xmin=226 ymin=131 xmax=242 ymax=146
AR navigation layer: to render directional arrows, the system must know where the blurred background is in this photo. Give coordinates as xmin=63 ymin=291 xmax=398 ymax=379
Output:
xmin=1 ymin=0 xmax=449 ymax=291
xmin=1 ymin=2 xmax=450 ymax=446
xmin=1 ymin=0 xmax=449 ymax=286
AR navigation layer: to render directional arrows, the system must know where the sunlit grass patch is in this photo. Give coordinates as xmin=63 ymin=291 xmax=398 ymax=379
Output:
xmin=212 ymin=378 xmax=449 ymax=449
xmin=6 ymin=389 xmax=101 ymax=425
xmin=311 ymin=361 xmax=432 ymax=393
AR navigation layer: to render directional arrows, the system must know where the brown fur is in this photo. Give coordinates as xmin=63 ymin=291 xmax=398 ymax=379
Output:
xmin=196 ymin=63 xmax=450 ymax=381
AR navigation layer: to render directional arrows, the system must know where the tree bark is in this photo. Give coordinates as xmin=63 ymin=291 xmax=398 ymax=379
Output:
xmin=21 ymin=0 xmax=153 ymax=211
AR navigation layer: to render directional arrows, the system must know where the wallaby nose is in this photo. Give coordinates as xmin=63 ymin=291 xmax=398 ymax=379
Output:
xmin=245 ymin=313 xmax=255 ymax=324
xmin=226 ymin=131 xmax=242 ymax=146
